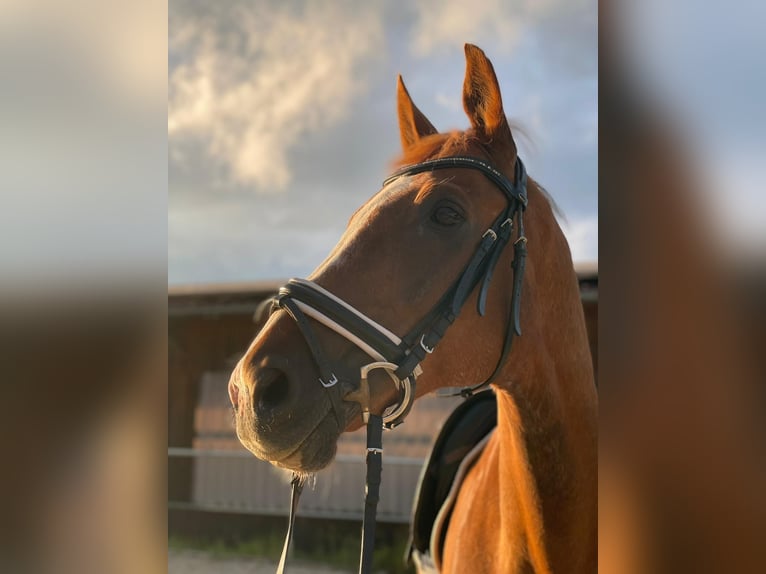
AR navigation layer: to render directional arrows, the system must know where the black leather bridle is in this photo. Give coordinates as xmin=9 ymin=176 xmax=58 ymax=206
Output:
xmin=272 ymin=155 xmax=529 ymax=574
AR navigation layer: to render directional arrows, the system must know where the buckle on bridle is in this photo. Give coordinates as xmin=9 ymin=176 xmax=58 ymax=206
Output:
xmin=482 ymin=228 xmax=498 ymax=241
xmin=319 ymin=373 xmax=339 ymax=388
xmin=344 ymin=361 xmax=402 ymax=424
xmin=419 ymin=335 xmax=435 ymax=354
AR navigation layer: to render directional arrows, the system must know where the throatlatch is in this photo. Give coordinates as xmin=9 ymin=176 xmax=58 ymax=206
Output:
xmin=271 ymin=155 xmax=529 ymax=574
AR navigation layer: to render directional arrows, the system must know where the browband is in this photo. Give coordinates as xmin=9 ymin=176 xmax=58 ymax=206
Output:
xmin=384 ymin=155 xmax=528 ymax=207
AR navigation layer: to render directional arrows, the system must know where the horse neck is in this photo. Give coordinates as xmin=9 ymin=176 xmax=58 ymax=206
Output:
xmin=492 ymin=191 xmax=598 ymax=571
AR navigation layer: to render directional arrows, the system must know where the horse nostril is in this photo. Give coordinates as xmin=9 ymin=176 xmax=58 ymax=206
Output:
xmin=254 ymin=369 xmax=290 ymax=412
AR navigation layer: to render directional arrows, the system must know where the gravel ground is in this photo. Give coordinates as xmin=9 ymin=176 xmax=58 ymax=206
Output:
xmin=168 ymin=548 xmax=352 ymax=574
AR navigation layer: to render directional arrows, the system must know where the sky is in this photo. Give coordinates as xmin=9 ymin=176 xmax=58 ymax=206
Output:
xmin=168 ymin=0 xmax=599 ymax=285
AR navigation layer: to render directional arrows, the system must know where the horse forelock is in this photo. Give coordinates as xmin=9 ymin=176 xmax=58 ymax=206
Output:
xmin=392 ymin=131 xmax=473 ymax=168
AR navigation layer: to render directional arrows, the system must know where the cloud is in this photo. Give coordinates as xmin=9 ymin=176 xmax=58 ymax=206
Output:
xmin=562 ymin=216 xmax=599 ymax=263
xmin=408 ymin=0 xmax=592 ymax=58
xmin=409 ymin=0 xmax=521 ymax=56
xmin=169 ymin=1 xmax=384 ymax=190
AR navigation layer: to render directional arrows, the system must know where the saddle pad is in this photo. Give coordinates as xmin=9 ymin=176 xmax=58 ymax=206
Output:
xmin=408 ymin=390 xmax=497 ymax=570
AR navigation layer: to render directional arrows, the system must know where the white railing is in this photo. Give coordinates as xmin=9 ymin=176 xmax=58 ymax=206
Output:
xmin=168 ymin=447 xmax=424 ymax=523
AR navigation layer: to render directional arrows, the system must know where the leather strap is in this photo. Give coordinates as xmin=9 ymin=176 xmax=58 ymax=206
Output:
xmin=441 ymin=214 xmax=528 ymax=397
xmin=478 ymin=217 xmax=514 ymax=316
xmin=276 ymin=475 xmax=304 ymax=574
xmin=277 ymin=297 xmax=347 ymax=429
xmin=274 ymin=420 xmax=385 ymax=574
xmin=383 ymin=156 xmax=528 ymax=207
xmin=279 ymin=280 xmax=404 ymax=361
xmin=358 ymin=414 xmax=383 ymax=574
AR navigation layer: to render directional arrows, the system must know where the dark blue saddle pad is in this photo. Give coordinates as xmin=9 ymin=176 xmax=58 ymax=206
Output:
xmin=407 ymin=390 xmax=497 ymax=566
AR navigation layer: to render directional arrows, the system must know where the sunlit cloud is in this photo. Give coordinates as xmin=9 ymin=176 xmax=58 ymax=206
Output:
xmin=169 ymin=1 xmax=384 ymax=190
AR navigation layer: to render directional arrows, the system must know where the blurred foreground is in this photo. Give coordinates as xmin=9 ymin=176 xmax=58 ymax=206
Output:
xmin=1 ymin=294 xmax=166 ymax=574
xmin=0 ymin=0 xmax=167 ymax=572
xmin=599 ymin=0 xmax=766 ymax=572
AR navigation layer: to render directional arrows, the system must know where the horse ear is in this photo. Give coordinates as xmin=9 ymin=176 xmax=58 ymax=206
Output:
xmin=397 ymin=75 xmax=437 ymax=151
xmin=462 ymin=44 xmax=516 ymax=160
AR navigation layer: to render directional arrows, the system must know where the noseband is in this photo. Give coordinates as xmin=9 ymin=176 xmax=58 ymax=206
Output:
xmin=272 ymin=155 xmax=528 ymax=574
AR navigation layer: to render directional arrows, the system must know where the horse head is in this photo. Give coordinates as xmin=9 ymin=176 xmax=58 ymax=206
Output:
xmin=229 ymin=44 xmax=567 ymax=474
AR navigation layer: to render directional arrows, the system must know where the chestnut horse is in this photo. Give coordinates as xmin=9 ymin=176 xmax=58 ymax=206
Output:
xmin=229 ymin=44 xmax=597 ymax=573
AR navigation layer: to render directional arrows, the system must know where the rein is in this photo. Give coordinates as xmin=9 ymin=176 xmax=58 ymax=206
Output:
xmin=272 ymin=155 xmax=528 ymax=574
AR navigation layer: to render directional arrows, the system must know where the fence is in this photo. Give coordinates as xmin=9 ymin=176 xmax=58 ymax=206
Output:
xmin=168 ymin=446 xmax=425 ymax=523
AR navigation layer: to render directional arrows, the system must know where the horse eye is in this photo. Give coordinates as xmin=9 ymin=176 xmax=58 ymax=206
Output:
xmin=431 ymin=205 xmax=464 ymax=227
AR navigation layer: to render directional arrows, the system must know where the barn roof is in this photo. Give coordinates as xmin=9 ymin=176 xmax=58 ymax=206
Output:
xmin=169 ymin=262 xmax=598 ymax=316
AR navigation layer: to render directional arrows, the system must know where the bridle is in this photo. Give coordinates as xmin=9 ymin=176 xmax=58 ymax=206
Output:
xmin=271 ymin=155 xmax=529 ymax=574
